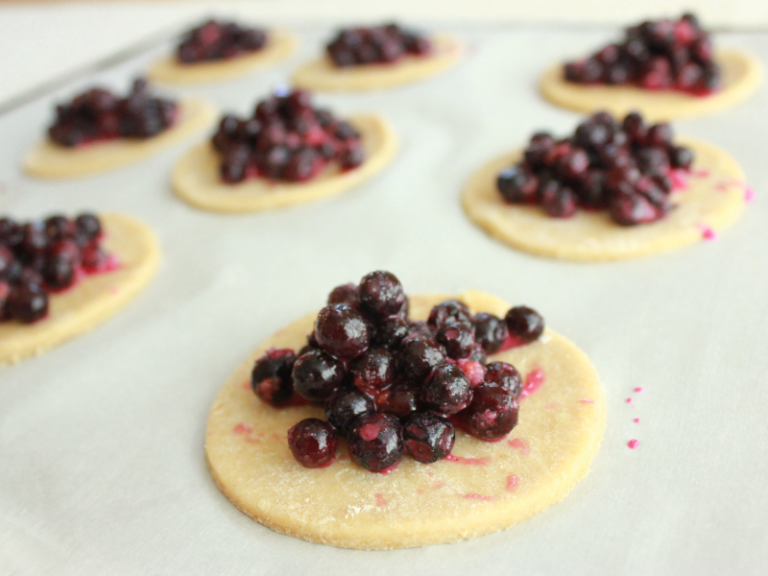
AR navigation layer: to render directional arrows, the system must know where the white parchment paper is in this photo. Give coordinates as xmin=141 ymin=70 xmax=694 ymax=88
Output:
xmin=0 ymin=25 xmax=767 ymax=576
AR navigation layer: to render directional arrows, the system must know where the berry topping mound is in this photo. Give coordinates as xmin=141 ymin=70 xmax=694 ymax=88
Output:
xmin=563 ymin=13 xmax=720 ymax=95
xmin=496 ymin=110 xmax=694 ymax=226
xmin=249 ymin=271 xmax=545 ymax=473
xmin=326 ymin=23 xmax=432 ymax=68
xmin=211 ymin=89 xmax=366 ymax=184
xmin=176 ymin=19 xmax=267 ymax=64
xmin=206 ymin=289 xmax=605 ymax=549
xmin=48 ymin=79 xmax=178 ymax=148
xmin=0 ymin=213 xmax=115 ymax=324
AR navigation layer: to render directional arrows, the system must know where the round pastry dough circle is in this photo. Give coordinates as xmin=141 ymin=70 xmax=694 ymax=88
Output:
xmin=23 ymin=99 xmax=217 ymax=179
xmin=148 ymin=31 xmax=296 ymax=85
xmin=462 ymin=138 xmax=746 ymax=261
xmin=539 ymin=49 xmax=762 ymax=121
xmin=205 ymin=291 xmax=605 ymax=550
xmin=0 ymin=213 xmax=160 ymax=364
xmin=291 ymin=35 xmax=462 ymax=92
xmin=172 ymin=114 xmax=397 ymax=213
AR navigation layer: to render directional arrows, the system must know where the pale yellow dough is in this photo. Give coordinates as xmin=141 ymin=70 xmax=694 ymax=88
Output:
xmin=0 ymin=214 xmax=160 ymax=364
xmin=147 ymin=31 xmax=296 ymax=85
xmin=206 ymin=291 xmax=605 ymax=550
xmin=462 ymin=138 xmax=746 ymax=261
xmin=539 ymin=49 xmax=762 ymax=121
xmin=172 ymin=114 xmax=397 ymax=213
xmin=23 ymin=99 xmax=217 ymax=179
xmin=291 ymin=35 xmax=462 ymax=92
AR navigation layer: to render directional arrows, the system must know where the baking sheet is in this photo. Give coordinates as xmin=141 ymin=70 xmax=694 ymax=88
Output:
xmin=1 ymin=25 xmax=767 ymax=575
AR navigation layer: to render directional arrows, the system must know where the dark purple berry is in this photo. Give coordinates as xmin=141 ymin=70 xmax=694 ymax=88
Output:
xmin=608 ymin=192 xmax=659 ymax=226
xmin=0 ymin=218 xmax=23 ymax=247
xmin=435 ymin=321 xmax=475 ymax=360
xmin=524 ymin=132 xmax=556 ymax=169
xmin=420 ymin=363 xmax=473 ymax=415
xmin=669 ymin=146 xmax=694 ymax=170
xmin=44 ymin=215 xmax=74 ymax=241
xmin=347 ymin=412 xmax=403 ymax=472
xmin=636 ymin=176 xmax=672 ymax=211
xmin=397 ymin=335 xmax=445 ymax=383
xmin=43 ymin=254 xmax=75 ymax=290
xmin=622 ymin=112 xmax=647 ymax=142
xmin=350 ymin=347 xmax=395 ymax=395
xmin=473 ymin=313 xmax=509 ymax=354
xmin=636 ymin=147 xmax=670 ymax=176
xmin=20 ymin=223 xmax=48 ymax=259
xmin=402 ymin=412 xmax=455 ymax=463
xmin=288 ymin=418 xmax=338 ymax=468
xmin=292 ymin=349 xmax=346 ymax=402
xmin=327 ymin=283 xmax=359 ymax=308
xmin=372 ymin=315 xmax=409 ymax=348
xmin=505 ymin=306 xmax=544 ymax=343
xmin=358 ymin=271 xmax=405 ymax=320
xmin=326 ymin=388 xmax=376 ymax=435
xmin=497 ymin=166 xmax=538 ymax=203
xmin=334 ymin=121 xmax=359 ymax=140
xmin=314 ymin=303 xmax=370 ymax=359
xmin=74 ymin=213 xmax=101 ymax=243
xmin=645 ymin=123 xmax=673 ymax=148
xmin=7 ymin=282 xmax=48 ymax=323
xmin=459 ymin=383 xmax=519 ymax=441
xmin=484 ymin=361 xmax=523 ymax=398
xmin=251 ymin=348 xmax=297 ymax=406
xmin=0 ymin=247 xmax=16 ymax=281
xmin=557 ymin=148 xmax=590 ymax=180
xmin=427 ymin=299 xmax=471 ymax=331
xmin=407 ymin=320 xmax=433 ymax=338
xmin=378 ymin=383 xmax=419 ymax=419
xmin=576 ymin=170 xmax=605 ymax=207
xmin=16 ymin=267 xmax=43 ymax=287
xmin=176 ymin=20 xmax=268 ymax=64
xmin=541 ymin=184 xmax=577 ymax=218
xmin=339 ymin=145 xmax=365 ymax=169
xmin=575 ymin=120 xmax=611 ymax=150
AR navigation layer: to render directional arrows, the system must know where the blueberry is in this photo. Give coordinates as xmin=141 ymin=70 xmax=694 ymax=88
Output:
xmin=288 ymin=418 xmax=338 ymax=468
xmin=402 ymin=412 xmax=455 ymax=463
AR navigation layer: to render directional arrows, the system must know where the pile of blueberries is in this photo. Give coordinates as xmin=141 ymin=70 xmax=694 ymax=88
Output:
xmin=496 ymin=110 xmax=695 ymax=226
xmin=0 ymin=214 xmax=107 ymax=323
xmin=326 ymin=23 xmax=432 ymax=68
xmin=250 ymin=271 xmax=545 ymax=472
xmin=564 ymin=13 xmax=721 ymax=94
xmin=212 ymin=89 xmax=366 ymax=184
xmin=176 ymin=19 xmax=268 ymax=64
xmin=49 ymin=79 xmax=178 ymax=147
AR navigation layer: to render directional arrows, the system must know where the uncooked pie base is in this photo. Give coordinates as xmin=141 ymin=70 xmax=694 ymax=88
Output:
xmin=291 ymin=35 xmax=462 ymax=92
xmin=462 ymin=137 xmax=746 ymax=261
xmin=172 ymin=114 xmax=397 ymax=213
xmin=0 ymin=213 xmax=160 ymax=364
xmin=23 ymin=99 xmax=217 ymax=179
xmin=147 ymin=31 xmax=296 ymax=85
xmin=539 ymin=49 xmax=762 ymax=121
xmin=205 ymin=291 xmax=605 ymax=550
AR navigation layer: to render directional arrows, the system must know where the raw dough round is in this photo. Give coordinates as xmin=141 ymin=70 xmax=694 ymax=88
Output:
xmin=539 ymin=49 xmax=763 ymax=121
xmin=462 ymin=137 xmax=746 ymax=261
xmin=0 ymin=213 xmax=160 ymax=364
xmin=172 ymin=114 xmax=397 ymax=213
xmin=291 ymin=35 xmax=462 ymax=92
xmin=147 ymin=31 xmax=297 ymax=85
xmin=206 ymin=291 xmax=605 ymax=550
xmin=23 ymin=99 xmax=217 ymax=179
